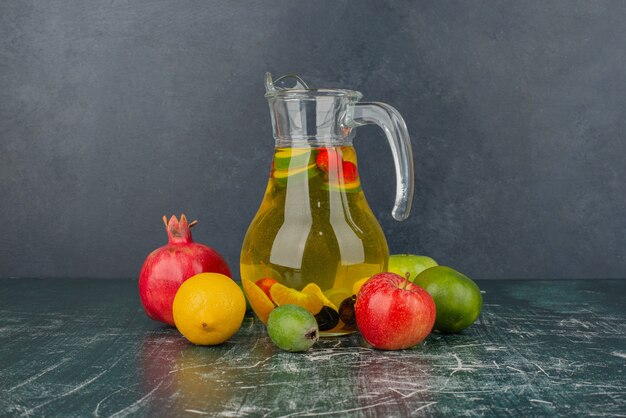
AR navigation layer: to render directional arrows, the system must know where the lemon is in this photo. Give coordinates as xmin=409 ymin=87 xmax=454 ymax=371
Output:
xmin=173 ymin=273 xmax=246 ymax=345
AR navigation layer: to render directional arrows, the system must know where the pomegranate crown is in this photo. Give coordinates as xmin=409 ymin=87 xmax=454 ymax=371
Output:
xmin=162 ymin=214 xmax=198 ymax=243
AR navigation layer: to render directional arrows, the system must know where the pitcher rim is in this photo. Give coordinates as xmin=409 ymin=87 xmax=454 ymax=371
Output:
xmin=264 ymin=88 xmax=363 ymax=100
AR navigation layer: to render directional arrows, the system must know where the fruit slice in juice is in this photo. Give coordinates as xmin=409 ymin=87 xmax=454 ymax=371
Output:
xmin=341 ymin=161 xmax=358 ymax=182
xmin=274 ymin=148 xmax=314 ymax=171
xmin=301 ymin=283 xmax=348 ymax=333
xmin=316 ymin=148 xmax=341 ymax=172
xmin=242 ymin=278 xmax=275 ymax=324
xmin=273 ymin=163 xmax=319 ymax=186
xmin=270 ymin=283 xmax=324 ymax=315
xmin=255 ymin=278 xmax=278 ymax=302
xmin=301 ymin=283 xmax=338 ymax=310
xmin=322 ymin=160 xmax=360 ymax=192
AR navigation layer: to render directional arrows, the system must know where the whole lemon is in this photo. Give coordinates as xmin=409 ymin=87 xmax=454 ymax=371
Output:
xmin=173 ymin=273 xmax=246 ymax=345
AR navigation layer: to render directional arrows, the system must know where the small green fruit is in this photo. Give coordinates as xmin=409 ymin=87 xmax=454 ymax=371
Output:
xmin=267 ymin=305 xmax=319 ymax=352
xmin=388 ymin=254 xmax=438 ymax=282
xmin=414 ymin=266 xmax=482 ymax=333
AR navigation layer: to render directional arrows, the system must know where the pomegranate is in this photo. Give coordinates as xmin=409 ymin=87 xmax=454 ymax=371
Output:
xmin=138 ymin=214 xmax=231 ymax=326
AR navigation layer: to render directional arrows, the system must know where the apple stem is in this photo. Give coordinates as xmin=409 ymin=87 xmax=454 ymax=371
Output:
xmin=401 ymin=279 xmax=411 ymax=290
xmin=404 ymin=272 xmax=411 ymax=281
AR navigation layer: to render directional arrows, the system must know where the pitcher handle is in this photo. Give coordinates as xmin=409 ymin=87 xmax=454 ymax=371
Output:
xmin=348 ymin=102 xmax=414 ymax=221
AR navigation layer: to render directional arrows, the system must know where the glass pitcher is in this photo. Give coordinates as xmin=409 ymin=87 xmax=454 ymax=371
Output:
xmin=240 ymin=73 xmax=414 ymax=335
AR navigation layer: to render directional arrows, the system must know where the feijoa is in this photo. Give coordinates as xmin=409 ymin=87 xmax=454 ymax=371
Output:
xmin=267 ymin=304 xmax=319 ymax=352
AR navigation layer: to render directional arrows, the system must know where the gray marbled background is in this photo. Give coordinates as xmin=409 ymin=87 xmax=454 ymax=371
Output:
xmin=2 ymin=1 xmax=625 ymax=280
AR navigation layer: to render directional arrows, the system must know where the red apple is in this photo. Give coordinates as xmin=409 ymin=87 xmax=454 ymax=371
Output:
xmin=355 ymin=272 xmax=436 ymax=350
xmin=255 ymin=278 xmax=278 ymax=302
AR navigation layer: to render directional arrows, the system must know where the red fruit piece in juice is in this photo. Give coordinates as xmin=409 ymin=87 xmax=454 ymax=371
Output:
xmin=316 ymin=149 xmax=341 ymax=172
xmin=342 ymin=161 xmax=359 ymax=182
xmin=255 ymin=278 xmax=278 ymax=302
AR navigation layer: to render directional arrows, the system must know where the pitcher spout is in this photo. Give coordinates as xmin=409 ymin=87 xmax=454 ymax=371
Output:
xmin=265 ymin=72 xmax=362 ymax=147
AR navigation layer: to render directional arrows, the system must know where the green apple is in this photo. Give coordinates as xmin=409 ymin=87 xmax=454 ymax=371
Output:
xmin=388 ymin=254 xmax=438 ymax=282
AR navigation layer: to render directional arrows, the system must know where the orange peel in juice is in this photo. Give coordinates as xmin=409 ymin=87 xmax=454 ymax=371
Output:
xmin=242 ymin=278 xmax=275 ymax=324
xmin=301 ymin=283 xmax=338 ymax=310
xmin=270 ymin=283 xmax=324 ymax=315
xmin=303 ymin=283 xmax=347 ymax=333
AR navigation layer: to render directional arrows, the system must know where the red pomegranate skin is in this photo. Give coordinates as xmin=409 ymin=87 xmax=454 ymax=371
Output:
xmin=138 ymin=215 xmax=231 ymax=326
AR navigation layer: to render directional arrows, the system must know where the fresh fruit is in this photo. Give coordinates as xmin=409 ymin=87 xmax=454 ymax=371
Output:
xmin=255 ymin=278 xmax=278 ymax=302
xmin=274 ymin=148 xmax=313 ymax=171
xmin=414 ymin=266 xmax=482 ymax=333
xmin=355 ymin=272 xmax=436 ymax=350
xmin=352 ymin=277 xmax=370 ymax=296
xmin=273 ymin=163 xmax=318 ymax=186
xmin=139 ymin=215 xmax=231 ymax=326
xmin=267 ymin=305 xmax=319 ymax=352
xmin=241 ymin=278 xmax=275 ymax=324
xmin=388 ymin=254 xmax=438 ymax=282
xmin=269 ymin=283 xmax=324 ymax=315
xmin=172 ymin=273 xmax=246 ymax=345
